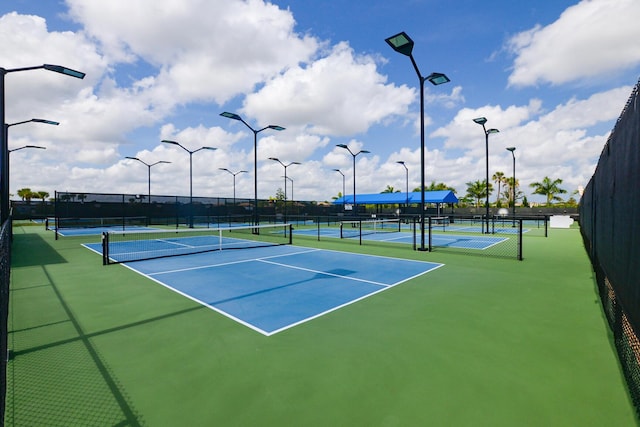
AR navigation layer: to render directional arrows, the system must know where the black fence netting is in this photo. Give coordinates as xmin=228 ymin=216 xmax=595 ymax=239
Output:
xmin=580 ymin=78 xmax=640 ymax=416
xmin=51 ymin=191 xmax=341 ymax=228
xmin=1 ymin=217 xmax=12 ymax=423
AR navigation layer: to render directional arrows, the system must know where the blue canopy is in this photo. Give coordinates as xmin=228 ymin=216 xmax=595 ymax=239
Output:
xmin=333 ymin=190 xmax=458 ymax=205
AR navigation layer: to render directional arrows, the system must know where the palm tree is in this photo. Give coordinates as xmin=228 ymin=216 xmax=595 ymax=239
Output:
xmin=413 ymin=182 xmax=456 ymax=192
xmin=465 ymin=180 xmax=492 ymax=208
xmin=17 ymin=188 xmax=33 ymax=202
xmin=381 ymin=185 xmax=398 ymax=193
xmin=492 ymin=171 xmax=505 ymax=205
xmin=529 ymin=177 xmax=567 ymax=205
xmin=503 ymin=177 xmax=522 ymax=207
xmin=36 ymin=191 xmax=49 ymax=203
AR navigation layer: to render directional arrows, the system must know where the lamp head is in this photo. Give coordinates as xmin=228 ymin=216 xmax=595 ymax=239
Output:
xmin=43 ymin=64 xmax=86 ymax=79
xmin=32 ymin=119 xmax=60 ymax=125
xmin=220 ymin=112 xmax=242 ymax=121
xmin=506 ymin=147 xmax=516 ymax=152
xmin=268 ymin=125 xmax=285 ymax=131
xmin=473 ymin=117 xmax=487 ymax=125
xmin=426 ymin=72 xmax=450 ymax=86
xmin=385 ymin=32 xmax=414 ymax=57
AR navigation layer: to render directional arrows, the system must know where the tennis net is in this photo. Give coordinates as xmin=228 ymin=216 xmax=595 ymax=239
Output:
xmin=53 ymin=216 xmax=148 ymax=230
xmin=340 ymin=218 xmax=401 ymax=239
xmin=102 ymin=223 xmax=292 ymax=264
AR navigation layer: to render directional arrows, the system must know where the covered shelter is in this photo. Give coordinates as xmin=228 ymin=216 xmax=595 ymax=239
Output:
xmin=333 ymin=190 xmax=458 ymax=206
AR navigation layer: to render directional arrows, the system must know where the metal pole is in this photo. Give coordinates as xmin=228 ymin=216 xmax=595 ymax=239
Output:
xmin=352 ymin=154 xmax=356 ymax=215
xmin=189 ymin=152 xmax=193 ymax=227
xmin=419 ymin=76 xmax=426 ymax=250
xmin=485 ymin=131 xmax=490 ymax=234
xmin=513 ymin=155 xmax=516 ymax=220
xmin=284 ymin=166 xmax=287 ymax=224
xmin=232 ymin=174 xmax=236 ymax=207
xmin=0 ymin=71 xmax=7 ymax=224
xmin=253 ymin=130 xmax=258 ymax=227
xmin=147 ymin=164 xmax=151 ymax=205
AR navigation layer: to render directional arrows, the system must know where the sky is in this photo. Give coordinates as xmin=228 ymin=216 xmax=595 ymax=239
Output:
xmin=2 ymin=0 xmax=640 ymax=204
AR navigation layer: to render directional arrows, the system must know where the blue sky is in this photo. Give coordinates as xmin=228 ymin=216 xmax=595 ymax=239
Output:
xmin=2 ymin=0 xmax=639 ymax=204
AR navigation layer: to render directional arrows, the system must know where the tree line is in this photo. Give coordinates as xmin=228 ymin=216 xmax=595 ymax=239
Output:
xmin=338 ymin=174 xmax=574 ymax=208
xmin=14 ymin=188 xmax=50 ymax=203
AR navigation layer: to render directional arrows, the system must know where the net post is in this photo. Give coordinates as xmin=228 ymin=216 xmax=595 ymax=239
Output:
xmin=288 ymin=224 xmax=293 ymax=245
xmin=101 ymin=232 xmax=109 ymax=265
xmin=359 ymin=219 xmax=362 ymax=246
xmin=518 ymin=219 xmax=523 ymax=260
xmin=544 ymin=215 xmax=548 ymax=237
xmin=428 ymin=216 xmax=432 ymax=252
xmin=413 ymin=217 xmax=417 ymax=250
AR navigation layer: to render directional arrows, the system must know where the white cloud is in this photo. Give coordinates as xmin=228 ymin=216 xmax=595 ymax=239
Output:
xmin=507 ymin=0 xmax=640 ymax=86
xmin=66 ymin=0 xmax=319 ymax=105
xmin=242 ymin=42 xmax=415 ymax=136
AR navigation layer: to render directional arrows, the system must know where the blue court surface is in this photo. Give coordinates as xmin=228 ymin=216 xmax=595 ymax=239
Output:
xmin=90 ymin=244 xmax=443 ymax=336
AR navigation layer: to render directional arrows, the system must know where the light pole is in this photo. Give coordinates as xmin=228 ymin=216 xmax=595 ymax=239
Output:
xmin=473 ymin=117 xmax=499 ymax=233
xmin=284 ymin=175 xmax=294 ymax=210
xmin=333 ymin=169 xmax=346 ymax=211
xmin=506 ymin=147 xmax=516 ymax=225
xmin=5 ymin=119 xmax=57 ymax=200
xmin=396 ymin=161 xmax=409 ymax=208
xmin=219 ymin=168 xmax=247 ymax=210
xmin=386 ymin=31 xmax=450 ymax=251
xmin=268 ymin=157 xmax=300 ymax=225
xmin=162 ymin=140 xmax=216 ymax=228
xmin=336 ymin=144 xmax=369 ymax=216
xmin=220 ymin=112 xmax=285 ymax=227
xmin=1 ymin=64 xmax=84 ymax=223
xmin=8 ymin=145 xmax=46 ymax=201
xmin=125 ymin=157 xmax=171 ymax=211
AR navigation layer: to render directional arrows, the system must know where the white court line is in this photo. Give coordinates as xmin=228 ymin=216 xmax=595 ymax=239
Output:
xmin=257 ymin=258 xmax=392 ymax=287
xmin=149 ymin=247 xmax=321 ymax=276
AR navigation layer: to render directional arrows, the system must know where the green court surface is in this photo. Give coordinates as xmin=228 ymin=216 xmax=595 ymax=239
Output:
xmin=5 ymin=224 xmax=637 ymax=426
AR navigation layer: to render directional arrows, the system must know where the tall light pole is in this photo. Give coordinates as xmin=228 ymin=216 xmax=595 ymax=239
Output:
xmin=220 ymin=112 xmax=285 ymax=227
xmin=473 ymin=117 xmax=499 ymax=233
xmin=8 ymin=145 xmax=46 ymax=201
xmin=268 ymin=157 xmax=300 ymax=225
xmin=284 ymin=175 xmax=294 ymax=211
xmin=396 ymin=161 xmax=409 ymax=208
xmin=125 ymin=157 xmax=171 ymax=208
xmin=5 ymin=119 xmax=57 ymax=200
xmin=333 ymin=169 xmax=346 ymax=211
xmin=336 ymin=144 xmax=369 ymax=216
xmin=386 ymin=31 xmax=450 ymax=251
xmin=219 ymin=168 xmax=247 ymax=210
xmin=162 ymin=140 xmax=216 ymax=228
xmin=1 ymin=63 xmax=84 ymax=223
xmin=506 ymin=147 xmax=516 ymax=225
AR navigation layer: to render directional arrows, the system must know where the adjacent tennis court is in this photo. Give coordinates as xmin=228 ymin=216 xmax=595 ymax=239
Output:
xmin=85 ymin=239 xmax=443 ymax=335
xmin=294 ymin=224 xmax=508 ymax=250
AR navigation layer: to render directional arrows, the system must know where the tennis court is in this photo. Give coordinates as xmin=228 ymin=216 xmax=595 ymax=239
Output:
xmin=87 ymin=244 xmax=442 ymax=335
xmin=294 ymin=224 xmax=508 ymax=250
